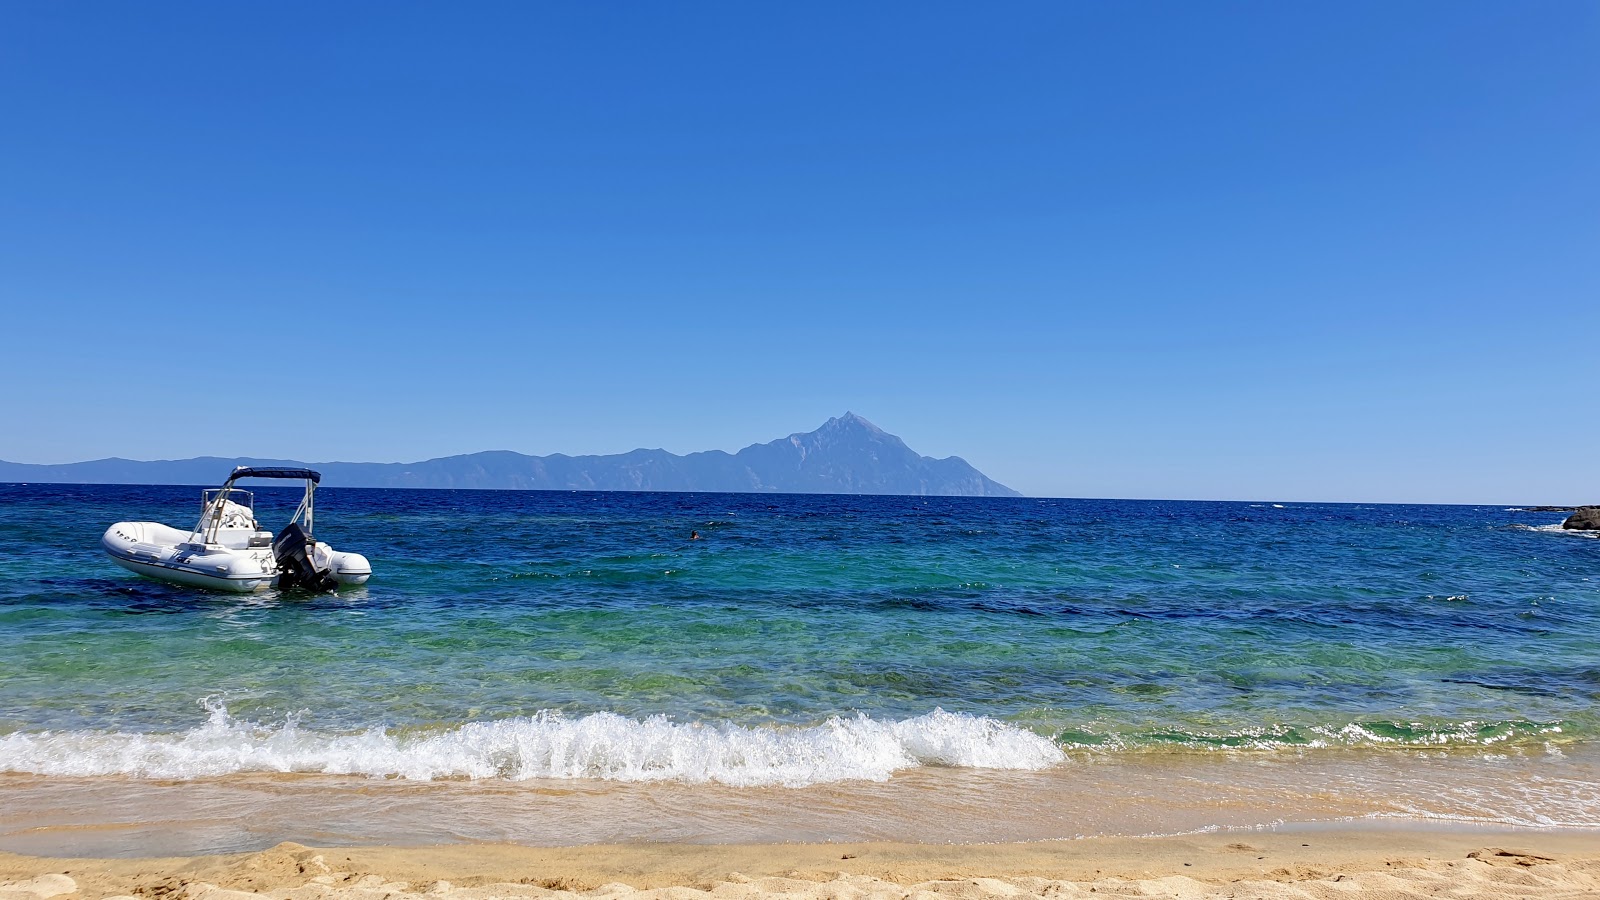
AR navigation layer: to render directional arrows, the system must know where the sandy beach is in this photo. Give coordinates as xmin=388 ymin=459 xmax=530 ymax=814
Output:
xmin=4 ymin=830 xmax=1600 ymax=900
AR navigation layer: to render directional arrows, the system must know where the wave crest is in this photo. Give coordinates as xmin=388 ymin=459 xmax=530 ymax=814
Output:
xmin=0 ymin=701 xmax=1063 ymax=786
xmin=1509 ymin=523 xmax=1599 ymax=538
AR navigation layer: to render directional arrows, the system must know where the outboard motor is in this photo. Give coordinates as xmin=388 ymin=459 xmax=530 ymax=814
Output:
xmin=272 ymin=522 xmax=338 ymax=592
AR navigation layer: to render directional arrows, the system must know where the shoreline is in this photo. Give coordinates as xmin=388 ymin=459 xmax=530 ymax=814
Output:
xmin=4 ymin=828 xmax=1600 ymax=899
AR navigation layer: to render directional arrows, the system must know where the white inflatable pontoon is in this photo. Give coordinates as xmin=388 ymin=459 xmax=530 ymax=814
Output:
xmin=102 ymin=466 xmax=371 ymax=593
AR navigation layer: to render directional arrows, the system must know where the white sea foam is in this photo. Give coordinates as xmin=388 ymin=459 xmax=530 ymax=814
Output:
xmin=1509 ymin=523 xmax=1599 ymax=538
xmin=0 ymin=701 xmax=1064 ymax=786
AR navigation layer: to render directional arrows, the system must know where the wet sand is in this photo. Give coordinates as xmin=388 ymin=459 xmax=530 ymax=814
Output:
xmin=4 ymin=831 xmax=1600 ymax=900
xmin=6 ymin=746 xmax=1599 ymax=858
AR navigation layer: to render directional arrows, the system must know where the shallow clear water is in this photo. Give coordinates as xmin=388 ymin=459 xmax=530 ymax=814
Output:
xmin=1 ymin=484 xmax=1597 ymax=851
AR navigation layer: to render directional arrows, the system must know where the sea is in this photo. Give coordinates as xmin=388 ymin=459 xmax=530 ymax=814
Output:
xmin=1 ymin=483 xmax=1597 ymax=856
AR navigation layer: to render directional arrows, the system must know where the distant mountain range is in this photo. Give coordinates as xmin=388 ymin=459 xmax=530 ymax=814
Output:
xmin=0 ymin=413 xmax=1021 ymax=497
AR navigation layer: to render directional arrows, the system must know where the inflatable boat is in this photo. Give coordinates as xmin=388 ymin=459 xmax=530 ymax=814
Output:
xmin=102 ymin=467 xmax=371 ymax=593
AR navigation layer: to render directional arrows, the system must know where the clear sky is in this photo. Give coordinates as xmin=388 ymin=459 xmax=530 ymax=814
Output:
xmin=2 ymin=2 xmax=1595 ymax=503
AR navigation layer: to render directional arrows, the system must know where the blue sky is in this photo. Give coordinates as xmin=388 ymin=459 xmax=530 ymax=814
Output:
xmin=2 ymin=2 xmax=1595 ymax=502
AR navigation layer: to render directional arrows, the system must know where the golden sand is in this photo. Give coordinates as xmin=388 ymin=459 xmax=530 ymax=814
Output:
xmin=4 ymin=831 xmax=1599 ymax=900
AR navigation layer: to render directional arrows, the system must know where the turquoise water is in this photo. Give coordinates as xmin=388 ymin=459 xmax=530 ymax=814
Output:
xmin=0 ymin=484 xmax=1597 ymax=787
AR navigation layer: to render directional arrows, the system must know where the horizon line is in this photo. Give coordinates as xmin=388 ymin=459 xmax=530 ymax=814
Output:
xmin=1 ymin=479 xmax=1587 ymax=509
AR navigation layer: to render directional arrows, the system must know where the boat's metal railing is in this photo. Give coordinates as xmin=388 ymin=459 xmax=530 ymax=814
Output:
xmin=189 ymin=487 xmax=246 ymax=546
xmin=194 ymin=488 xmax=255 ymax=544
xmin=289 ymin=481 xmax=315 ymax=538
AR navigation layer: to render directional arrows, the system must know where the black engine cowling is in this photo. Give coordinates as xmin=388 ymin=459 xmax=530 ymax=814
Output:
xmin=272 ymin=522 xmax=338 ymax=592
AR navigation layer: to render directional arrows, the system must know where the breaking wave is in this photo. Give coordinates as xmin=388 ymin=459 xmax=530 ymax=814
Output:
xmin=0 ymin=700 xmax=1580 ymax=786
xmin=1509 ymin=523 xmax=1599 ymax=538
xmin=0 ymin=700 xmax=1063 ymax=786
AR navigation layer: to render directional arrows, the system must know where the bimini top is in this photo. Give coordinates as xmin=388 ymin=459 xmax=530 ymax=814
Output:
xmin=228 ymin=466 xmax=322 ymax=484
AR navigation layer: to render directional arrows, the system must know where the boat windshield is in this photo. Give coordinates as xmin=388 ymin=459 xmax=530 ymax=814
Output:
xmin=201 ymin=488 xmax=256 ymax=529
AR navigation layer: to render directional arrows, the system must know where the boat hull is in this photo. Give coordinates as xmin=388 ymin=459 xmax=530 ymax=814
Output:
xmin=105 ymin=550 xmax=273 ymax=593
xmin=102 ymin=522 xmax=367 ymax=593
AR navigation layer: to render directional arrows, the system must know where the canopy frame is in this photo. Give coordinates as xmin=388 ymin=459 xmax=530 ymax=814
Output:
xmin=189 ymin=466 xmax=324 ymax=545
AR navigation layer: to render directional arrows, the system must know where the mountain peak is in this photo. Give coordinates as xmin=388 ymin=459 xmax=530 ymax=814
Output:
xmin=824 ymin=411 xmax=883 ymax=434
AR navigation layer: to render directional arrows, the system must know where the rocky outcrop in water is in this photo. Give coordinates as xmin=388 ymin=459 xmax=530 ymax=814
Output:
xmin=1561 ymin=507 xmax=1600 ymax=530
